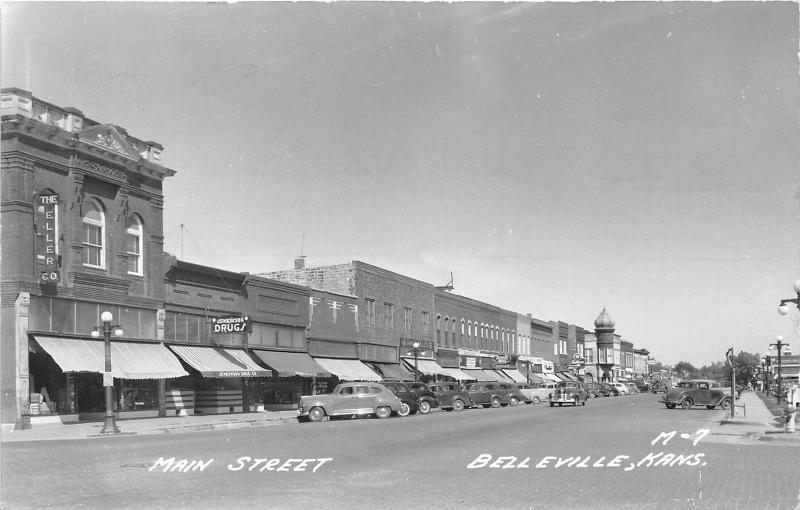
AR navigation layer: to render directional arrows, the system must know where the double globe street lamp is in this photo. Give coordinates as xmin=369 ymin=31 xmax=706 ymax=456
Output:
xmin=775 ymin=279 xmax=800 ymax=406
xmin=406 ymin=342 xmax=426 ymax=383
xmin=91 ymin=311 xmax=123 ymax=434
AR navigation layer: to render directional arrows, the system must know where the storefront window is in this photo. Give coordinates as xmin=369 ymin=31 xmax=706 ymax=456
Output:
xmin=28 ymin=296 xmax=51 ymax=331
xmin=119 ymin=380 xmax=158 ymax=411
xmin=51 ymin=298 xmax=75 ymax=333
xmin=76 ymin=301 xmax=100 ymax=335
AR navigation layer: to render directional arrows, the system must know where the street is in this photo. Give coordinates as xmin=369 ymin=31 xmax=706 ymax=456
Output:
xmin=2 ymin=394 xmax=799 ymax=510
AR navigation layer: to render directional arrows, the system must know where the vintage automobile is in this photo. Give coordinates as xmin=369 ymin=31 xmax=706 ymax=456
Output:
xmin=380 ymin=380 xmax=421 ymax=417
xmin=584 ymin=382 xmax=609 ymax=398
xmin=625 ymin=382 xmax=640 ymax=395
xmin=601 ymin=382 xmax=621 ymax=396
xmin=497 ymin=382 xmax=532 ymax=405
xmin=514 ymin=383 xmax=541 ymax=403
xmin=548 ymin=380 xmax=588 ymax=407
xmin=527 ymin=382 xmax=558 ymax=403
xmin=463 ymin=382 xmax=509 ymax=408
xmin=659 ymin=379 xmax=732 ymax=410
xmin=297 ymin=382 xmax=402 ymax=422
xmin=610 ymin=382 xmax=630 ymax=395
xmin=405 ymin=382 xmax=440 ymax=414
xmin=426 ymin=382 xmax=472 ymax=411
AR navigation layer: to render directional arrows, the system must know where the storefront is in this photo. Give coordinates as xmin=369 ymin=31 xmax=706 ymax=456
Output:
xmin=312 ymin=357 xmax=382 ymax=382
xmin=250 ymin=349 xmax=330 ymax=410
xmin=29 ymin=335 xmax=188 ymax=421
xmin=167 ymin=344 xmax=270 ymax=414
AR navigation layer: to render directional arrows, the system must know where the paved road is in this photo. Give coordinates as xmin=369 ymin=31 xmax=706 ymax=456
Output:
xmin=2 ymin=394 xmax=798 ymax=510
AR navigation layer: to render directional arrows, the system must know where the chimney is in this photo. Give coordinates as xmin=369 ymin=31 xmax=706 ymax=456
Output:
xmin=294 ymin=256 xmax=306 ymax=270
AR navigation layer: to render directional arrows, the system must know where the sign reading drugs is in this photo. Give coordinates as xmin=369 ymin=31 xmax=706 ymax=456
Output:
xmin=35 ymin=192 xmax=60 ymax=282
xmin=211 ymin=315 xmax=250 ymax=334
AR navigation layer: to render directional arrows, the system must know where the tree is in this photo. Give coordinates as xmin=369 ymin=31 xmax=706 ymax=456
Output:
xmin=732 ymin=351 xmax=761 ymax=387
xmin=673 ymin=361 xmax=697 ymax=379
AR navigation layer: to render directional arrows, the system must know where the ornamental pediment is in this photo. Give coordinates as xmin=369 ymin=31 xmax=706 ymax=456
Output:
xmin=78 ymin=124 xmax=141 ymax=160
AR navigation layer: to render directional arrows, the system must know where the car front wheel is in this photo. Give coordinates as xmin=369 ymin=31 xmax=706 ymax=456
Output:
xmin=681 ymin=398 xmax=693 ymax=410
xmin=397 ymin=402 xmax=411 ymax=417
xmin=419 ymin=400 xmax=431 ymax=414
xmin=308 ymin=406 xmax=325 ymax=422
xmin=375 ymin=406 xmax=392 ymax=419
xmin=509 ymin=397 xmax=519 ymax=407
xmin=666 ymin=403 xmax=676 ymax=409
xmin=719 ymin=399 xmax=731 ymax=410
xmin=490 ymin=397 xmax=501 ymax=408
xmin=452 ymin=399 xmax=465 ymax=411
xmin=532 ymin=396 xmax=541 ymax=404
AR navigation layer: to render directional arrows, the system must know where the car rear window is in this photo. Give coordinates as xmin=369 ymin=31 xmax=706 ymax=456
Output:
xmin=371 ymin=387 xmax=384 ymax=394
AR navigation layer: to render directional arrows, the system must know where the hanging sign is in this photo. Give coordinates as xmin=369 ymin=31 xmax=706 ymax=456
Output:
xmin=35 ymin=192 xmax=60 ymax=282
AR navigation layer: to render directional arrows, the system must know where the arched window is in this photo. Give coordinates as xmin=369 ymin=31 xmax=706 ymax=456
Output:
xmin=82 ymin=200 xmax=105 ymax=268
xmin=444 ymin=317 xmax=449 ymax=345
xmin=452 ymin=320 xmax=456 ymax=348
xmin=436 ymin=315 xmax=441 ymax=344
xmin=126 ymin=215 xmax=144 ymax=275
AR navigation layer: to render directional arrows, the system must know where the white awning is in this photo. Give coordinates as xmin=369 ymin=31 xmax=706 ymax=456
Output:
xmin=439 ymin=368 xmax=472 ymax=381
xmin=461 ymin=369 xmax=496 ymax=381
xmin=502 ymin=369 xmax=529 ymax=383
xmin=168 ymin=345 xmax=271 ymax=378
xmin=313 ymin=358 xmax=382 ymax=381
xmin=543 ymin=373 xmax=561 ymax=382
xmin=34 ymin=336 xmax=189 ymax=380
xmin=401 ymin=358 xmax=451 ymax=377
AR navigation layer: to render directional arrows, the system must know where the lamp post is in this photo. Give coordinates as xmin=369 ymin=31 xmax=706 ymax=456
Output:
xmin=91 ymin=311 xmax=123 ymax=434
xmin=770 ymin=336 xmax=787 ymax=405
xmin=406 ymin=342 xmax=425 ymax=383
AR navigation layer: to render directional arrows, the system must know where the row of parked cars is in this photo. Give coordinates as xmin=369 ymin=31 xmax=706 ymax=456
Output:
xmin=297 ymin=378 xmax=651 ymax=422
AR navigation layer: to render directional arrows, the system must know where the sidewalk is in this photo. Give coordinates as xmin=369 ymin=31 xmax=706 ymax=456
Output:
xmin=1 ymin=409 xmax=298 ymax=442
xmin=706 ymin=390 xmax=800 ymax=445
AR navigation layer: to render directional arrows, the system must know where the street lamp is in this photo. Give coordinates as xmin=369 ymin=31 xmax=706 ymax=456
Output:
xmin=777 ymin=279 xmax=800 ymax=315
xmin=91 ymin=311 xmax=123 ymax=434
xmin=406 ymin=342 xmax=426 ymax=383
xmin=770 ymin=335 xmax=787 ymax=405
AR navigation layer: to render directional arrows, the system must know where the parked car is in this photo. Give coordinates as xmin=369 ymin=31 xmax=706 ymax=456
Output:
xmin=405 ymin=382 xmax=440 ymax=414
xmin=650 ymin=381 xmax=668 ymax=394
xmin=426 ymin=382 xmax=472 ymax=411
xmin=297 ymin=382 xmax=402 ymax=422
xmin=528 ymin=382 xmax=558 ymax=403
xmin=497 ymin=382 xmax=532 ymax=405
xmin=515 ymin=383 xmax=541 ymax=403
xmin=601 ymin=382 xmax=620 ymax=396
xmin=624 ymin=382 xmax=640 ymax=395
xmin=463 ymin=382 xmax=508 ymax=408
xmin=610 ymin=382 xmax=630 ymax=395
xmin=633 ymin=380 xmax=651 ymax=393
xmin=380 ymin=380 xmax=421 ymax=417
xmin=548 ymin=380 xmax=588 ymax=407
xmin=584 ymin=382 xmax=609 ymax=398
xmin=659 ymin=379 xmax=732 ymax=410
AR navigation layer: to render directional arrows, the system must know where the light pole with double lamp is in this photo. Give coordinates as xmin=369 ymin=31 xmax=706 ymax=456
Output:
xmin=770 ymin=336 xmax=788 ymax=405
xmin=776 ymin=279 xmax=800 ymax=405
xmin=406 ymin=342 xmax=426 ymax=383
xmin=91 ymin=311 xmax=123 ymax=434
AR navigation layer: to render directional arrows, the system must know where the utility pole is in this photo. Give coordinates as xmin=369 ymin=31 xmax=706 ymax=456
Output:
xmin=770 ymin=336 xmax=788 ymax=405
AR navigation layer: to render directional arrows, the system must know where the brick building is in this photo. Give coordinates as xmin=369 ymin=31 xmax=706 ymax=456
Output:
xmin=1 ymin=88 xmax=177 ymax=427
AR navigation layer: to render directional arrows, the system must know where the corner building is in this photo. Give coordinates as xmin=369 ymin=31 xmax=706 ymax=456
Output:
xmin=1 ymin=89 xmax=176 ymax=427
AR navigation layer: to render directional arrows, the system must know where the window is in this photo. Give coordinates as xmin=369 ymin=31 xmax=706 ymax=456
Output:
xmin=553 ymin=343 xmax=558 ymax=355
xmin=560 ymin=339 xmax=567 ymax=355
xmin=82 ymin=200 xmax=105 ymax=268
xmin=436 ymin=315 xmax=441 ymax=343
xmin=586 ymin=348 xmax=594 ymax=364
xmin=126 ymin=215 xmax=144 ymax=275
xmin=384 ymin=303 xmax=394 ymax=329
xmin=364 ymin=298 xmax=375 ymax=326
xmin=404 ymin=307 xmax=413 ymax=333
xmin=444 ymin=318 xmax=449 ymax=345
xmin=421 ymin=311 xmax=430 ymax=333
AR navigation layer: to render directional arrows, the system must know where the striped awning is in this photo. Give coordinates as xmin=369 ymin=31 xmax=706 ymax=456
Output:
xmin=502 ymin=369 xmax=529 ymax=383
xmin=488 ymin=369 xmax=514 ymax=382
xmin=168 ymin=345 xmax=270 ymax=378
xmin=34 ymin=336 xmax=188 ymax=380
xmin=313 ymin=358 xmax=382 ymax=381
xmin=439 ymin=368 xmax=472 ymax=381
xmin=461 ymin=369 xmax=496 ymax=381
xmin=543 ymin=373 xmax=562 ymax=382
xmin=250 ymin=350 xmax=330 ymax=378
xmin=401 ymin=358 xmax=452 ymax=377
xmin=371 ymin=363 xmax=413 ymax=381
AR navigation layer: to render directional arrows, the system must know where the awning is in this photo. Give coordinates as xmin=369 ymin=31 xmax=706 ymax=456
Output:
xmin=34 ymin=336 xmax=189 ymax=380
xmin=313 ymin=358 xmax=382 ymax=381
xmin=485 ymin=370 xmax=516 ymax=382
xmin=527 ymin=374 xmax=546 ymax=384
xmin=371 ymin=363 xmax=413 ymax=381
xmin=461 ymin=369 xmax=496 ymax=381
xmin=543 ymin=373 xmax=561 ymax=382
xmin=168 ymin=345 xmax=270 ymax=378
xmin=250 ymin=350 xmax=330 ymax=378
xmin=560 ymin=372 xmax=578 ymax=381
xmin=401 ymin=358 xmax=451 ymax=377
xmin=503 ymin=369 xmax=529 ymax=383
xmin=439 ymin=368 xmax=472 ymax=381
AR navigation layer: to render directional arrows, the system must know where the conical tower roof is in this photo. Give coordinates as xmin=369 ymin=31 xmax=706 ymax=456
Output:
xmin=594 ymin=308 xmax=615 ymax=329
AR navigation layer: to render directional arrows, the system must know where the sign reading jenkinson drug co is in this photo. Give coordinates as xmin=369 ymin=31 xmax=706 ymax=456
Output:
xmin=211 ymin=315 xmax=250 ymax=334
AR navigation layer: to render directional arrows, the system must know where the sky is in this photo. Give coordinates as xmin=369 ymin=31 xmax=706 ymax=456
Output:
xmin=2 ymin=2 xmax=799 ymax=367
